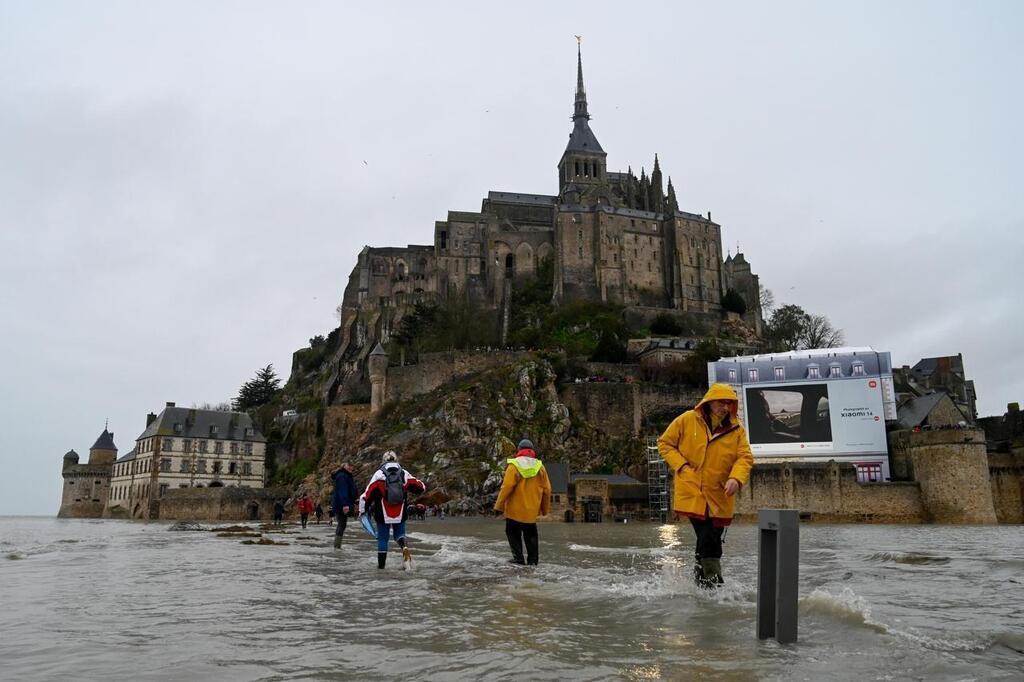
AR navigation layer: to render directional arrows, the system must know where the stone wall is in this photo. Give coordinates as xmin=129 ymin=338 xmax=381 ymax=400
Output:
xmin=988 ymin=452 xmax=1024 ymax=524
xmin=157 ymin=486 xmax=292 ymax=522
xmin=733 ymin=461 xmax=924 ymax=523
xmin=891 ymin=429 xmax=997 ymax=524
xmin=560 ymin=383 xmax=638 ymax=435
xmin=559 ymin=382 xmax=704 ymax=438
xmin=58 ymin=464 xmax=111 ymax=518
xmin=385 ymin=350 xmax=533 ymax=403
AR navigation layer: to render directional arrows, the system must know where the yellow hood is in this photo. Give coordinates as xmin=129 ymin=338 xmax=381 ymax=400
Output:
xmin=695 ymin=383 xmax=740 ymax=417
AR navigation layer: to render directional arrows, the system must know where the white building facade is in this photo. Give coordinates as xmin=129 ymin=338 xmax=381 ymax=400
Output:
xmin=105 ymin=402 xmax=267 ymax=519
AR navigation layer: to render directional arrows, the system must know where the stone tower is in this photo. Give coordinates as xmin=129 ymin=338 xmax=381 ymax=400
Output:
xmin=368 ymin=342 xmax=388 ymax=414
xmin=88 ymin=427 xmax=117 ymax=466
xmin=557 ymin=42 xmax=607 ymax=199
xmin=58 ymin=427 xmax=116 ymax=518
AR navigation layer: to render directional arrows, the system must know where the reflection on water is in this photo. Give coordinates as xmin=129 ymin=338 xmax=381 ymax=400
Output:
xmin=1 ymin=517 xmax=1022 ymax=681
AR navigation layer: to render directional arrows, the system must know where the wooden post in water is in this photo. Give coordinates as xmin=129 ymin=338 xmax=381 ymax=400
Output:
xmin=757 ymin=509 xmax=799 ymax=644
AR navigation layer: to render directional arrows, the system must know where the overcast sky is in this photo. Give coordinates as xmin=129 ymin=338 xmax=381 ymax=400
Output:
xmin=2 ymin=2 xmax=1021 ymax=516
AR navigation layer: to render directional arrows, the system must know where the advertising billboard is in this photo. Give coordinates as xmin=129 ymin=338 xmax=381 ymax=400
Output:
xmin=744 ymin=379 xmax=887 ymax=457
xmin=708 ymin=347 xmax=895 ymax=461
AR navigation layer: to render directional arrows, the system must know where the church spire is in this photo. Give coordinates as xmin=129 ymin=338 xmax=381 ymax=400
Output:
xmin=574 ymin=37 xmax=590 ymax=121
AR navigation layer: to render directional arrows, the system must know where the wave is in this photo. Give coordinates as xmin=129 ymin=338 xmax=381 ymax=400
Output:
xmin=801 ymin=587 xmax=887 ymax=633
xmin=866 ymin=551 xmax=951 ymax=565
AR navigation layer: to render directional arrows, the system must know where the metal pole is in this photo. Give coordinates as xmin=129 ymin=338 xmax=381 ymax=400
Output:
xmin=757 ymin=509 xmax=799 ymax=644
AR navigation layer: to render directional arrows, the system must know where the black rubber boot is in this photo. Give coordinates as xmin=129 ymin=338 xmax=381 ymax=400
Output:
xmin=693 ymin=553 xmax=706 ymax=585
xmin=699 ymin=557 xmax=724 ymax=588
xmin=377 ymin=552 xmax=387 ymax=569
xmin=333 ymin=535 xmax=342 ymax=549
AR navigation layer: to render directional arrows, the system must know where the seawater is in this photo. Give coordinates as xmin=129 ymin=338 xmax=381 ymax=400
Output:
xmin=1 ymin=517 xmax=1022 ymax=681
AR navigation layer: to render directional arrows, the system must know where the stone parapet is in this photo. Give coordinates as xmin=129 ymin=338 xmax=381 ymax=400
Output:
xmin=157 ymin=486 xmax=291 ymax=522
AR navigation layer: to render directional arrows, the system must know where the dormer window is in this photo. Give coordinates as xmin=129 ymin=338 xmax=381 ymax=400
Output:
xmin=173 ymin=423 xmax=183 ymax=434
xmin=774 ymin=367 xmax=785 ymax=381
xmin=728 ymin=368 xmax=737 ymax=383
xmin=852 ymin=362 xmax=865 ymax=377
xmin=807 ymin=364 xmax=820 ymax=379
xmin=748 ymin=368 xmax=759 ymax=382
xmin=829 ymin=364 xmax=842 ymax=378
xmin=210 ymin=425 xmax=219 ymax=437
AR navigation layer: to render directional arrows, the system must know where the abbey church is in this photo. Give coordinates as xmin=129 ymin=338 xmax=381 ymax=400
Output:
xmin=339 ymin=46 xmax=762 ymax=354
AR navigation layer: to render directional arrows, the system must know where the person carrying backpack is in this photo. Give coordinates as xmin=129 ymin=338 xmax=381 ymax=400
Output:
xmin=358 ymin=451 xmax=426 ymax=570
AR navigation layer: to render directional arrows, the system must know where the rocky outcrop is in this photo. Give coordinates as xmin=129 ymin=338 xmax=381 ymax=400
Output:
xmin=294 ymin=358 xmax=644 ymax=511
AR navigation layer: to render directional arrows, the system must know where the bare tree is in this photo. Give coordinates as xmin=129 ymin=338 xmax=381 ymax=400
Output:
xmin=801 ymin=314 xmax=844 ymax=349
xmin=191 ymin=401 xmax=234 ymax=412
xmin=759 ymin=284 xmax=776 ymax=317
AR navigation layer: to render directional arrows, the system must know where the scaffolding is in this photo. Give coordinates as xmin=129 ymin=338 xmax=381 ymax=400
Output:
xmin=647 ymin=436 xmax=669 ymax=522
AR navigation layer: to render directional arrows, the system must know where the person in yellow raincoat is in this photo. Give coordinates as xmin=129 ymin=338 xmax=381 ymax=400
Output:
xmin=494 ymin=438 xmax=551 ymax=565
xmin=658 ymin=383 xmax=754 ymax=586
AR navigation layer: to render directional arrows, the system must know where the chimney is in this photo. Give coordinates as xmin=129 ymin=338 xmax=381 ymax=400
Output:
xmin=707 ymin=211 xmax=712 ymax=221
xmin=166 ymin=401 xmax=175 ymax=408
xmin=146 ymin=412 xmax=157 ymax=427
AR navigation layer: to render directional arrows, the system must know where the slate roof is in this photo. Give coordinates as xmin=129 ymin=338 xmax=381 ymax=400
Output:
xmin=571 ymin=473 xmax=644 ymax=486
xmin=565 ymin=119 xmax=605 ymax=154
xmin=115 ymin=447 xmax=137 ymax=464
xmin=545 ymin=462 xmax=570 ymax=494
xmin=487 ymin=191 xmax=558 ymax=206
xmin=135 ymin=407 xmax=265 ymax=442
xmin=90 ymin=429 xmax=117 ymax=451
xmin=897 ymin=392 xmax=951 ymax=429
xmin=63 ymin=449 xmax=80 ymax=460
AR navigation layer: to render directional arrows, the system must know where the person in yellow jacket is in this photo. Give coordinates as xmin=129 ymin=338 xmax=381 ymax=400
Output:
xmin=658 ymin=383 xmax=754 ymax=587
xmin=494 ymin=438 xmax=552 ymax=565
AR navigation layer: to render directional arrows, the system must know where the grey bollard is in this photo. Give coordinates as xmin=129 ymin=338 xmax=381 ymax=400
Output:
xmin=756 ymin=509 xmax=799 ymax=644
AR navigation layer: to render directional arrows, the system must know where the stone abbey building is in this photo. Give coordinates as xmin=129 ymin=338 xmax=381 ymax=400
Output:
xmin=338 ymin=46 xmax=763 ymax=361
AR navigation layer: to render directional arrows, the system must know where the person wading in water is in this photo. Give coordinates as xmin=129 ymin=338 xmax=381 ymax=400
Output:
xmin=331 ymin=462 xmax=358 ymax=549
xmin=358 ymin=451 xmax=426 ymax=570
xmin=493 ymin=438 xmax=551 ymax=566
xmin=658 ymin=383 xmax=754 ymax=587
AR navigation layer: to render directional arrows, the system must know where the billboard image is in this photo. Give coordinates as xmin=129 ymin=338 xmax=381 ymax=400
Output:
xmin=745 ymin=384 xmax=832 ymax=445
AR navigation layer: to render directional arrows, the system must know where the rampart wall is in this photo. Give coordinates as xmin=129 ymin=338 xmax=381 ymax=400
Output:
xmin=733 ymin=461 xmax=924 ymax=523
xmin=560 ymin=383 xmax=704 ymax=436
xmin=385 ymin=350 xmax=533 ymax=403
xmin=988 ymin=452 xmax=1024 ymax=524
xmin=157 ymin=486 xmax=291 ymax=522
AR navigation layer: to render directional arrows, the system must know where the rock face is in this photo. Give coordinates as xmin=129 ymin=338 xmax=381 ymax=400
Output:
xmin=295 ymin=358 xmax=644 ymax=511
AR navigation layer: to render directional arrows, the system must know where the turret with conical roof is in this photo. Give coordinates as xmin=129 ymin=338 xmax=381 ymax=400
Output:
xmin=558 ymin=40 xmax=607 ymax=196
xmin=88 ymin=426 xmax=117 ymax=466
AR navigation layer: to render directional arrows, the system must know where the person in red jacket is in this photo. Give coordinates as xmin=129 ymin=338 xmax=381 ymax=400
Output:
xmin=359 ymin=451 xmax=426 ymax=570
xmin=297 ymin=493 xmax=314 ymax=529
